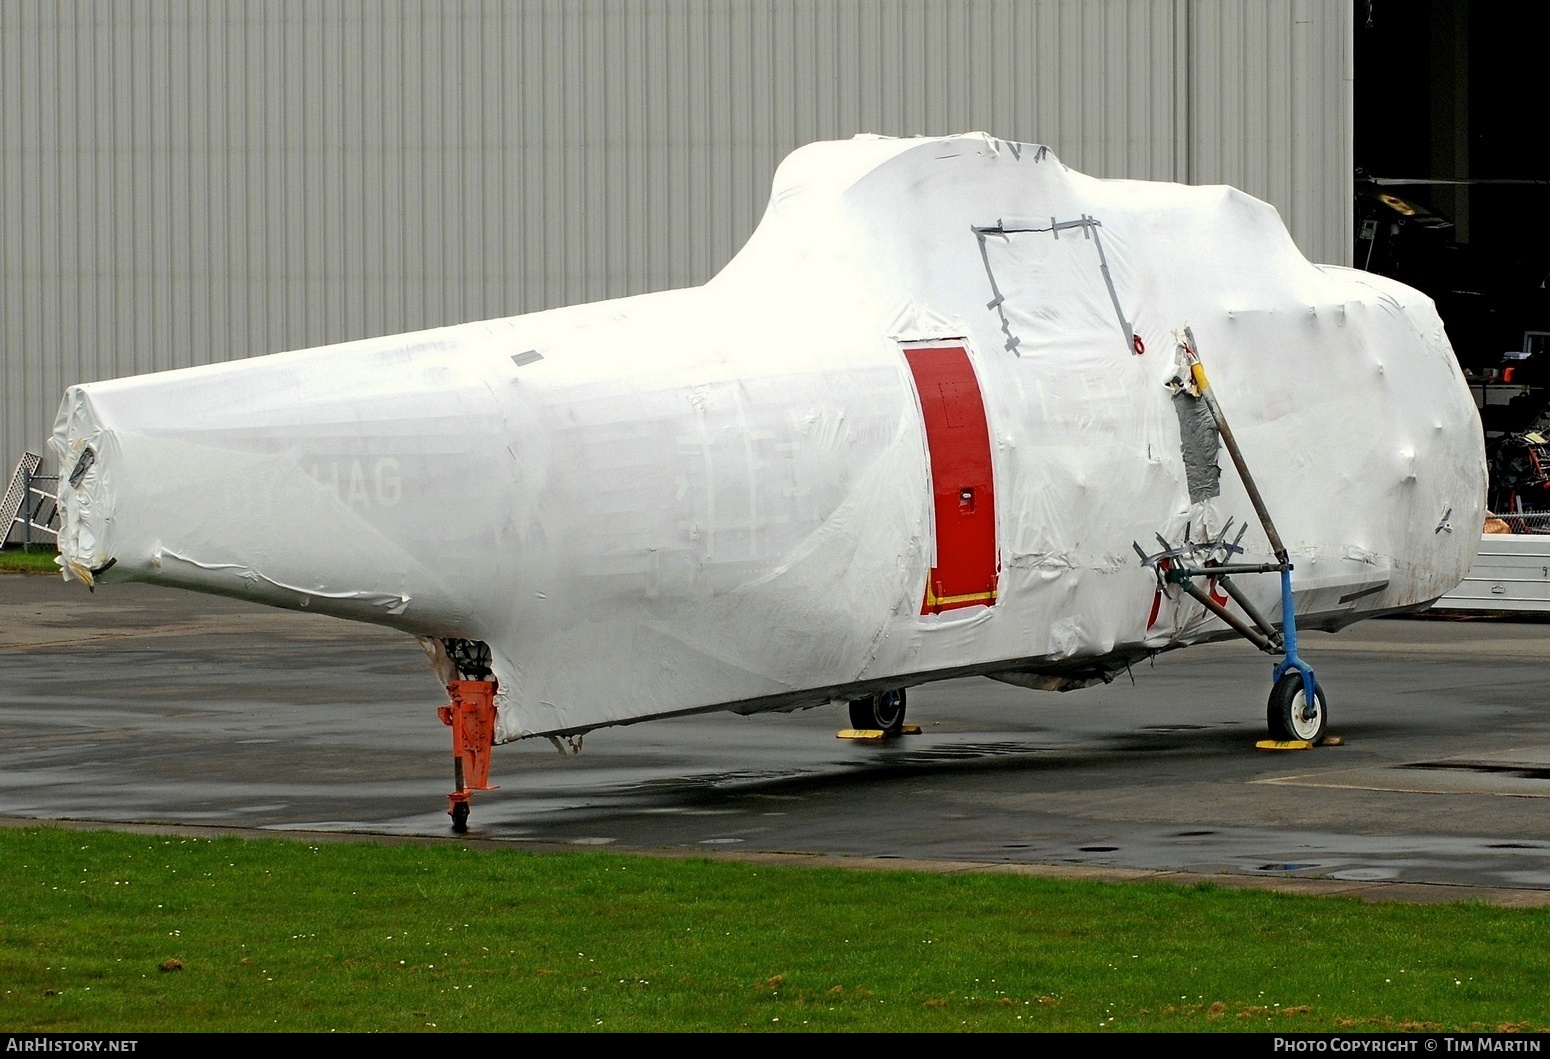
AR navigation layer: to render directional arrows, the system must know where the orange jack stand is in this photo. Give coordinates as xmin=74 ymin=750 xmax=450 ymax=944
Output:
xmin=437 ymin=679 xmax=498 ymax=833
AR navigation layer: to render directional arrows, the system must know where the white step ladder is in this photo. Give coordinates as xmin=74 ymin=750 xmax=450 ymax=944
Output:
xmin=2 ymin=452 xmax=60 ymax=547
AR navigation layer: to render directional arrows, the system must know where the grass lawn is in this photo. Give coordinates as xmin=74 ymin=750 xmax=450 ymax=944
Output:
xmin=0 ymin=547 xmax=59 ymax=574
xmin=2 ymin=825 xmax=1546 ymax=1033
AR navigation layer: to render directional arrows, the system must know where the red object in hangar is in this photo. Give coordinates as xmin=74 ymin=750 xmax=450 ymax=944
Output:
xmin=902 ymin=344 xmax=1000 ymax=614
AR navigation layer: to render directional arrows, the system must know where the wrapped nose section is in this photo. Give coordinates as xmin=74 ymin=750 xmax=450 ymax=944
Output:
xmin=47 ymin=344 xmax=504 ymax=631
xmin=50 ymin=377 xmax=343 ymax=595
xmin=52 ymin=386 xmax=117 ymax=586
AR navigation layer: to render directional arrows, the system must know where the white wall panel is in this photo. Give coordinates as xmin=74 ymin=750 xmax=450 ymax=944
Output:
xmin=1 ymin=0 xmax=1352 ymax=474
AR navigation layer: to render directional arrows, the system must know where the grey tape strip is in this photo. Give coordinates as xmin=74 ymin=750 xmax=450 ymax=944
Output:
xmin=1083 ymin=219 xmax=1136 ymax=353
xmin=972 ymin=227 xmax=1021 ymax=354
xmin=1172 ymin=389 xmax=1222 ymax=504
xmin=972 ymin=215 xmax=1134 ymax=357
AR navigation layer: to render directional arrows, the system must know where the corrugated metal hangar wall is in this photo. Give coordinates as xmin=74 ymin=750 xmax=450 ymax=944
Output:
xmin=2 ymin=0 xmax=1352 ymax=476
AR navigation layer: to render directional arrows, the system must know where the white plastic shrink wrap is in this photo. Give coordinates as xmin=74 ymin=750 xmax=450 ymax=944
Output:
xmin=52 ymin=134 xmax=1486 ymax=742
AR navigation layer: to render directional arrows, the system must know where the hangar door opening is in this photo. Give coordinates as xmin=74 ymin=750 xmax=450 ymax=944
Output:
xmin=902 ymin=344 xmax=1000 ymax=614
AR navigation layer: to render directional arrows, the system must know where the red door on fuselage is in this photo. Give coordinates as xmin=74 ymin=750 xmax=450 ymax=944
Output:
xmin=902 ymin=344 xmax=999 ymax=614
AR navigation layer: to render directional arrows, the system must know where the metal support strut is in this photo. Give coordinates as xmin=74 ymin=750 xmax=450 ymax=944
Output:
xmin=437 ymin=679 xmax=499 ymax=833
xmin=1137 ymin=328 xmax=1324 ymax=744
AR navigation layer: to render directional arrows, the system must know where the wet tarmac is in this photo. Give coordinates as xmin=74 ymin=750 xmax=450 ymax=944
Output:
xmin=4 ymin=573 xmax=1550 ymax=903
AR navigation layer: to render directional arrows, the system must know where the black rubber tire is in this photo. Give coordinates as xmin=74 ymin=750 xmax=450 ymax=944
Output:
xmin=1266 ymin=670 xmax=1327 ymax=744
xmin=450 ymin=802 xmax=470 ymax=834
xmin=848 ymin=689 xmax=906 ymax=733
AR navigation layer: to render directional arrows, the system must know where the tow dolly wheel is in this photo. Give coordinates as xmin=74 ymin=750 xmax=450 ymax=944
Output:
xmin=450 ymin=801 xmax=470 ymax=834
xmin=1267 ymin=670 xmax=1327 ymax=745
xmin=849 ymin=688 xmax=906 ymax=734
